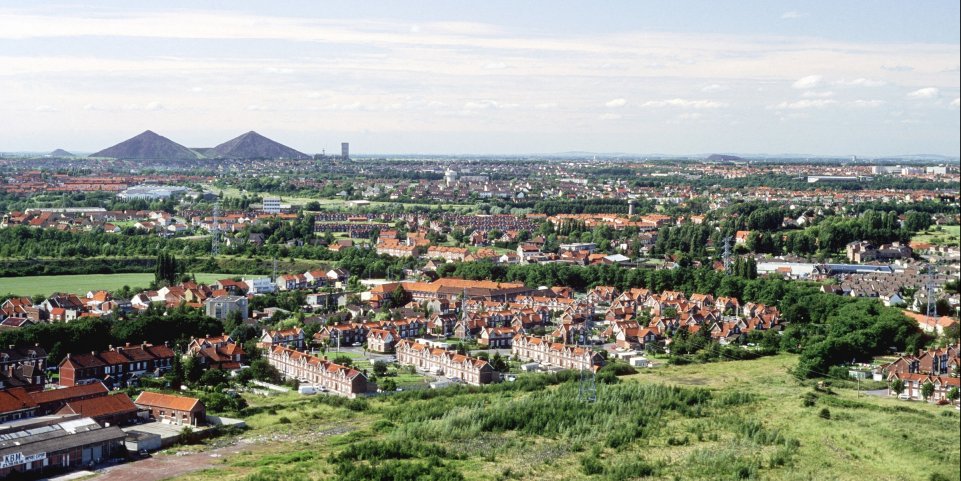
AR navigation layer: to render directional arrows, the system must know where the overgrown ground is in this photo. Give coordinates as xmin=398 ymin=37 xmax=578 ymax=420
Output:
xmin=169 ymin=355 xmax=960 ymax=481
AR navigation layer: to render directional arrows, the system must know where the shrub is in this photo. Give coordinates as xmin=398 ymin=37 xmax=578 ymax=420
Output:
xmin=818 ymin=408 xmax=831 ymax=419
xmin=580 ymin=455 xmax=605 ymax=475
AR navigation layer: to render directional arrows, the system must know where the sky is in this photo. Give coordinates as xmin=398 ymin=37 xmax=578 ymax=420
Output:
xmin=1 ymin=1 xmax=959 ymax=157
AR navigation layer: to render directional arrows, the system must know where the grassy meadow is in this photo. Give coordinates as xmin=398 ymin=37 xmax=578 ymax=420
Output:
xmin=912 ymin=225 xmax=961 ymax=246
xmin=0 ymin=272 xmax=232 ymax=297
xmin=167 ymin=354 xmax=960 ymax=481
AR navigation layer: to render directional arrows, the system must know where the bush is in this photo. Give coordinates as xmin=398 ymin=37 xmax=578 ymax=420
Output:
xmin=818 ymin=408 xmax=831 ymax=419
xmin=580 ymin=455 xmax=605 ymax=475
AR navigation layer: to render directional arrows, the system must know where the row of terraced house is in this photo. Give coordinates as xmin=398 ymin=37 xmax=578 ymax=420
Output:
xmin=394 ymin=339 xmax=495 ymax=385
xmin=265 ymin=346 xmax=369 ymax=397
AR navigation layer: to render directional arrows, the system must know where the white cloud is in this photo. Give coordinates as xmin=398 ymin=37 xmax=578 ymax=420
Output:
xmin=534 ymin=102 xmax=558 ymax=109
xmin=834 ymin=78 xmax=886 ymax=87
xmin=144 ymin=101 xmax=164 ymax=111
xmin=769 ymin=99 xmax=838 ymax=110
xmin=701 ymin=84 xmax=728 ymax=93
xmin=906 ymin=87 xmax=939 ymax=99
xmin=781 ymin=11 xmax=807 ymax=19
xmin=792 ymin=75 xmax=823 ymax=89
xmin=34 ymin=105 xmax=58 ymax=112
xmin=802 ymin=91 xmax=835 ymax=98
xmin=605 ymin=98 xmax=627 ymax=108
xmin=881 ymin=65 xmax=913 ymax=72
xmin=599 ymin=113 xmax=622 ymax=120
xmin=848 ymin=100 xmax=885 ymax=108
xmin=463 ymin=100 xmax=517 ymax=110
xmin=641 ymin=98 xmax=727 ymax=109
xmin=951 ymin=98 xmax=960 ymax=108
xmin=483 ymin=62 xmax=508 ymax=70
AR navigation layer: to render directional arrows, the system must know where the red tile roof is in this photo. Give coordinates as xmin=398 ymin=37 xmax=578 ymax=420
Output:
xmin=134 ymin=391 xmax=202 ymax=412
xmin=58 ymin=393 xmax=137 ymax=418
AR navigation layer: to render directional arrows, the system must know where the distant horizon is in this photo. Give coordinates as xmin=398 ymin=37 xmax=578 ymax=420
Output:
xmin=1 ymin=1 xmax=958 ymax=156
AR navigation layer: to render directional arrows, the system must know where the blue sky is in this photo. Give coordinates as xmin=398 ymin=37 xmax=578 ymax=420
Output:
xmin=1 ymin=1 xmax=958 ymax=156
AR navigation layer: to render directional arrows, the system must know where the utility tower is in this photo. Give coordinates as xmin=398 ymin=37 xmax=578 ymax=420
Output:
xmin=577 ymin=330 xmax=597 ymax=403
xmin=461 ymin=288 xmax=471 ymax=340
xmin=211 ymin=200 xmax=221 ymax=256
xmin=925 ymin=264 xmax=938 ymax=325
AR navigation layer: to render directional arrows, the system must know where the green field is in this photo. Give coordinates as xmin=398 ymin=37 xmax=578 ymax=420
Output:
xmin=0 ymin=272 xmax=233 ymax=297
xmin=912 ymin=225 xmax=961 ymax=246
xmin=168 ymin=354 xmax=959 ymax=481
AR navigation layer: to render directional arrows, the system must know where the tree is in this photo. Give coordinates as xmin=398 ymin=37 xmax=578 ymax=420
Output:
xmin=890 ymin=378 xmax=905 ymax=397
xmin=182 ymin=356 xmax=203 ymax=385
xmin=373 ymin=360 xmax=388 ymax=376
xmin=921 ymin=381 xmax=935 ymax=402
xmin=154 ymin=252 xmax=180 ymax=286
xmin=947 ymin=386 xmax=960 ymax=403
xmin=199 ymin=368 xmax=229 ymax=389
xmin=380 ymin=378 xmax=397 ymax=392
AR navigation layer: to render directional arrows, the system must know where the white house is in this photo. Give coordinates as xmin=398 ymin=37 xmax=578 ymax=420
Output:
xmin=244 ymin=277 xmax=277 ymax=294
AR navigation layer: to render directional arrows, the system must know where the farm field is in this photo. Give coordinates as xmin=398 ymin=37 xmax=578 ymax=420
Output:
xmin=160 ymin=354 xmax=959 ymax=481
xmin=0 ymin=272 xmax=233 ymax=297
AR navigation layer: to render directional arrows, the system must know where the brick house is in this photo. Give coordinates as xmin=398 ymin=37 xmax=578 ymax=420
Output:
xmin=134 ymin=391 xmax=206 ymax=426
xmin=479 ymin=326 xmax=516 ymax=348
xmin=188 ymin=334 xmax=247 ymax=370
xmin=511 ymin=335 xmax=604 ymax=371
xmin=58 ymin=342 xmax=175 ymax=388
xmin=56 ymin=393 xmax=139 ymax=427
xmin=366 ymin=329 xmax=396 ymax=353
xmin=29 ymin=382 xmax=109 ymax=415
xmin=394 ymin=340 xmax=495 ymax=385
xmin=0 ymin=345 xmax=47 ymax=392
xmin=258 ymin=327 xmax=305 ymax=350
xmin=0 ymin=387 xmax=37 ymax=423
xmin=266 ymin=346 xmax=368 ymax=398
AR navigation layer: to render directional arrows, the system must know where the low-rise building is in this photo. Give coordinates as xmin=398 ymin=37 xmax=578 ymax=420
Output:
xmin=511 ymin=335 xmax=604 ymax=371
xmin=134 ymin=391 xmax=206 ymax=426
xmin=56 ymin=393 xmax=139 ymax=427
xmin=187 ymin=334 xmax=246 ymax=370
xmin=258 ymin=327 xmax=305 ymax=350
xmin=204 ymin=295 xmax=249 ymax=321
xmin=0 ymin=417 xmax=126 ymax=477
xmin=0 ymin=345 xmax=47 ymax=392
xmin=394 ymin=340 xmax=495 ymax=385
xmin=58 ymin=343 xmax=175 ymax=388
xmin=266 ymin=346 xmax=368 ymax=398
